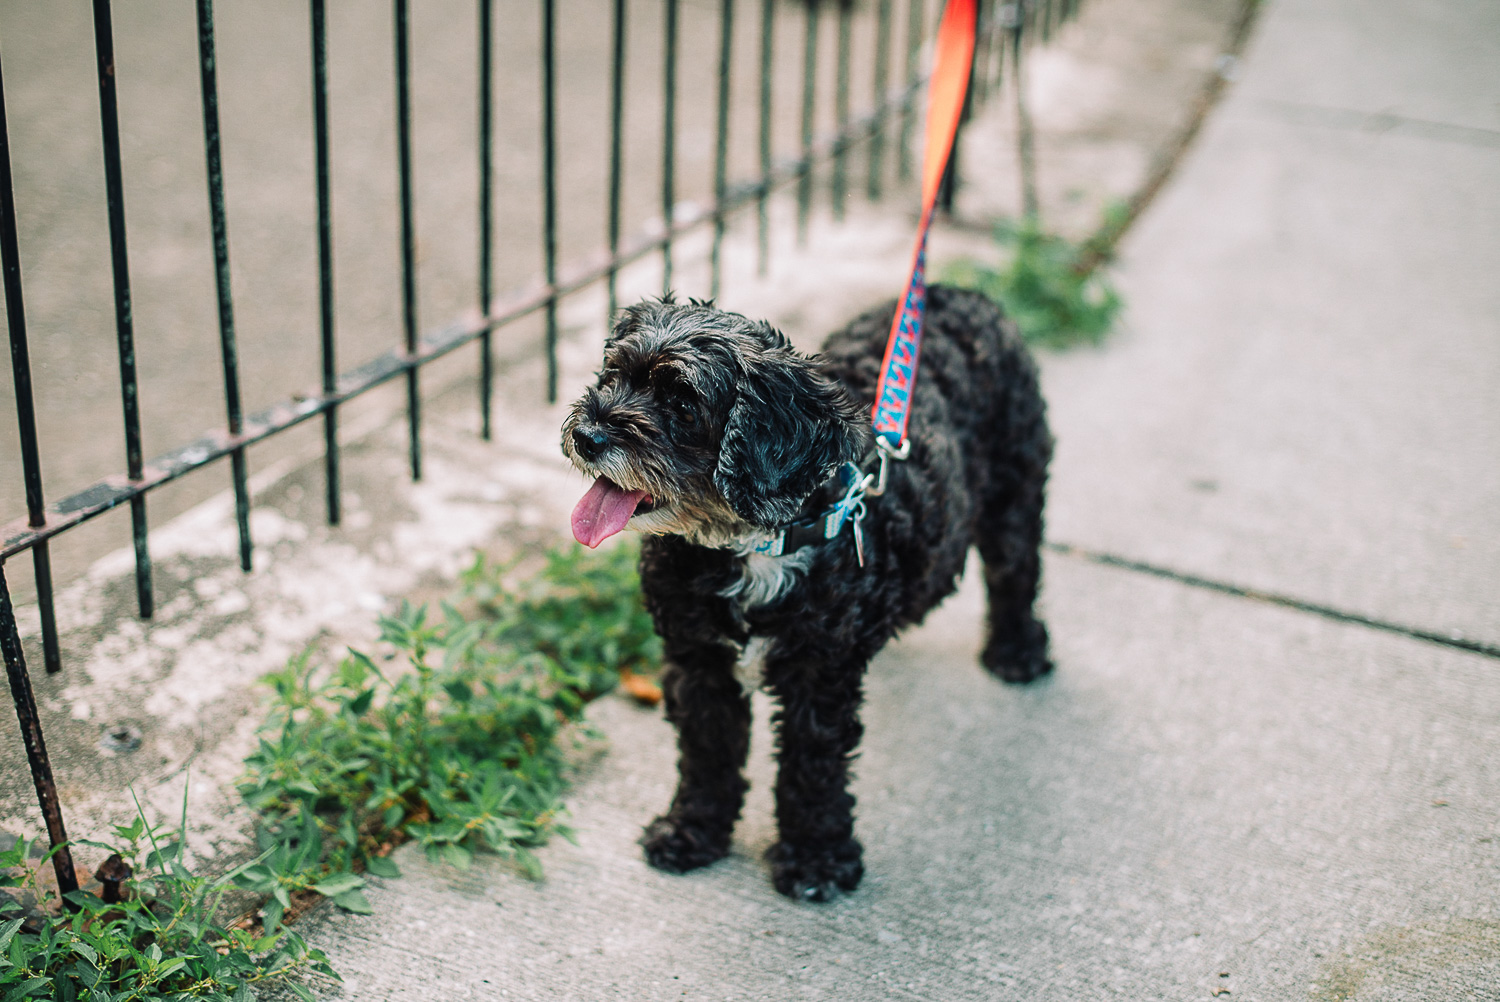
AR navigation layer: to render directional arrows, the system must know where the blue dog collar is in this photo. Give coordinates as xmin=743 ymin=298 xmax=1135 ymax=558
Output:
xmin=750 ymin=461 xmax=870 ymax=563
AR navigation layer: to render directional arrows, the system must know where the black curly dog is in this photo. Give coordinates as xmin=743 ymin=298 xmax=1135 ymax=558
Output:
xmin=561 ymin=285 xmax=1051 ymax=901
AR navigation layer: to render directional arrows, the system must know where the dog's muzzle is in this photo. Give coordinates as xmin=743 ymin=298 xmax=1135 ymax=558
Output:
xmin=572 ymin=426 xmax=610 ymax=462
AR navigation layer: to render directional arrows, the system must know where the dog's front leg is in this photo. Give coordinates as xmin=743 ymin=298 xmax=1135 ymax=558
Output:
xmin=641 ymin=640 xmax=751 ymax=873
xmin=764 ymin=655 xmax=866 ymax=901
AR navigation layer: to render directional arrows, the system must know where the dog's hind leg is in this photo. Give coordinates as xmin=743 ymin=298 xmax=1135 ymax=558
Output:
xmin=974 ymin=430 xmax=1053 ymax=684
xmin=641 ymin=642 xmax=752 ymax=873
xmin=763 ymin=654 xmax=866 ymax=901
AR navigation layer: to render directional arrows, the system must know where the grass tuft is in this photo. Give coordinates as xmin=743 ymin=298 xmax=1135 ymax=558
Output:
xmin=0 ymin=799 xmax=336 ymax=1001
xmin=944 ymin=214 xmax=1124 ymax=349
xmin=236 ymin=538 xmax=657 ymax=907
xmin=0 ymin=539 xmax=656 ymax=999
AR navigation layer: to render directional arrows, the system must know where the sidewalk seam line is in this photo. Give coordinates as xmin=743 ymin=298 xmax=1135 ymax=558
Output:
xmin=1044 ymin=541 xmax=1500 ymax=661
xmin=1247 ymin=98 xmax=1500 ymax=149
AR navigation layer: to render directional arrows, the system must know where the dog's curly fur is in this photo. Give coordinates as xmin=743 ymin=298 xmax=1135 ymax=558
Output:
xmin=562 ymin=285 xmax=1051 ymax=901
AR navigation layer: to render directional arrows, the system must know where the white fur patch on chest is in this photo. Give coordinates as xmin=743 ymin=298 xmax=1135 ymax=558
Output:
xmin=719 ymin=547 xmax=815 ymax=610
xmin=719 ymin=545 xmax=813 ymax=695
xmin=734 ymin=636 xmax=771 ymax=695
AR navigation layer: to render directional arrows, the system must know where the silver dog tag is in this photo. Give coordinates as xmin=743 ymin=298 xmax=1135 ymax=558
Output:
xmin=852 ymin=514 xmax=866 ymax=567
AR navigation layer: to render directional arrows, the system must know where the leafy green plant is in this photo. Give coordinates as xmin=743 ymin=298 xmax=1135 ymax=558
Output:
xmin=0 ymin=540 xmax=653 ymax=1001
xmin=0 ymin=798 xmax=334 ymax=1001
xmin=456 ymin=542 xmax=662 ymax=698
xmin=238 ymin=539 xmax=658 ymax=889
xmin=229 ymin=807 xmax=383 ymax=934
xmin=944 ymin=214 xmax=1123 ymax=349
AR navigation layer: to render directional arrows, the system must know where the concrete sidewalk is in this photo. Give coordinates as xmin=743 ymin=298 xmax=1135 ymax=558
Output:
xmin=297 ymin=0 xmax=1499 ymax=997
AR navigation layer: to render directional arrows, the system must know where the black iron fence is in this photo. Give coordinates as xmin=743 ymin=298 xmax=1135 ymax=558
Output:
xmin=1 ymin=0 xmax=1076 ymax=899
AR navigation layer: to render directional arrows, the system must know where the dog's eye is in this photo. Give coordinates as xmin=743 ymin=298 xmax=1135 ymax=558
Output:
xmin=598 ymin=368 xmax=618 ymax=389
xmin=660 ymin=379 xmax=697 ymax=425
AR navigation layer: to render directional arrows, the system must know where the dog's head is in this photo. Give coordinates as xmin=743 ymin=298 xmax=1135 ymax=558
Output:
xmin=561 ymin=297 xmax=868 ymax=548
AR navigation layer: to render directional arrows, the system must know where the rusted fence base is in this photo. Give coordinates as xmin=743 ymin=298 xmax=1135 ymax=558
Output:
xmin=0 ymin=564 xmax=79 ymax=902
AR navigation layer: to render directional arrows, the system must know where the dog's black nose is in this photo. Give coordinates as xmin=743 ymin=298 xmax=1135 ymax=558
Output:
xmin=573 ymin=426 xmax=610 ymax=461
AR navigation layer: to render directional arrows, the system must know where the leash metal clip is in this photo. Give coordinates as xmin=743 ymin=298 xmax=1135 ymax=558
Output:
xmin=850 ymin=500 xmax=867 ymax=566
xmin=863 ymin=436 xmax=911 ymax=498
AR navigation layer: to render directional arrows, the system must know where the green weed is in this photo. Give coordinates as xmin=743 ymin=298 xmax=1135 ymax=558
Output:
xmin=0 ymin=539 xmax=654 ymax=999
xmin=0 ymin=797 xmax=335 ymax=1001
xmin=944 ymin=214 xmax=1123 ymax=349
xmin=456 ymin=541 xmax=662 ymax=699
xmin=237 ymin=539 xmax=657 ymax=897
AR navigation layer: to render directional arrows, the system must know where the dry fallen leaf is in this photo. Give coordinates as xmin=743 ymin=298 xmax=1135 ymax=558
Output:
xmin=1432 ymin=799 xmax=1449 ymax=807
xmin=619 ymin=668 xmax=663 ymax=707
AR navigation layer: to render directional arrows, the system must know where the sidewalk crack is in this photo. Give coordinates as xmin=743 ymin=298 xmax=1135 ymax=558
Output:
xmin=1045 ymin=541 xmax=1500 ymax=660
xmin=1249 ymin=98 xmax=1500 ymax=149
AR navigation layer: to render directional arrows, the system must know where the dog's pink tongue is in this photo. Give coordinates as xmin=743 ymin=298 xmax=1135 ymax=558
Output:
xmin=571 ymin=476 xmax=649 ymax=548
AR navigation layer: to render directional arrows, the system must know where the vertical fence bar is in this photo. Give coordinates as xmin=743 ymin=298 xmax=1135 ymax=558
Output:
xmin=661 ymin=0 xmax=678 ymax=294
xmin=992 ymin=0 xmax=1009 ymax=101
xmin=90 ymin=0 xmax=153 ymax=621
xmin=936 ymin=91 xmax=969 ymax=215
xmin=972 ymin=0 xmax=993 ymax=106
xmin=897 ymin=0 xmax=922 ymax=182
xmin=831 ymin=0 xmax=851 ymax=220
xmin=988 ymin=0 xmax=1009 ymax=98
xmin=995 ymin=0 xmax=1017 ymax=96
xmin=710 ymin=0 xmax=734 ymax=300
xmin=993 ymin=0 xmax=1011 ymax=92
xmin=867 ymin=0 xmax=892 ymax=201
xmin=195 ymin=0 xmax=253 ymax=573
xmin=0 ymin=566 xmax=78 ymax=901
xmin=27 ymin=551 xmax=57 ymax=672
xmin=1012 ymin=16 xmax=1038 ymax=222
xmin=606 ymin=0 xmax=626 ymax=324
xmin=756 ymin=0 xmax=773 ymax=275
xmin=394 ymin=0 xmax=422 ymax=477
xmin=0 ymin=48 xmax=61 ymax=673
xmin=797 ymin=0 xmax=819 ymax=244
xmin=541 ymin=0 xmax=559 ymax=401
xmin=938 ymin=3 xmax=977 ymax=218
xmin=477 ymin=0 xmax=493 ymax=438
xmin=310 ymin=0 xmax=341 ymax=519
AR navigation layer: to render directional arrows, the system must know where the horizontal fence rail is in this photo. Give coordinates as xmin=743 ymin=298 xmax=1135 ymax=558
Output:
xmin=0 ymin=0 xmax=1079 ymax=900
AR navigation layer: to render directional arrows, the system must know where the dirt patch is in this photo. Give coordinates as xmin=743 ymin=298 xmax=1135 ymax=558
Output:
xmin=1312 ymin=919 xmax=1500 ymax=1001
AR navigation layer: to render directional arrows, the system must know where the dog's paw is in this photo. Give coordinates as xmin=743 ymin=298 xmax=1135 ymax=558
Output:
xmin=641 ymin=816 xmax=731 ymax=874
xmin=982 ymin=618 xmax=1053 ymax=684
xmin=766 ymin=839 xmax=863 ymax=902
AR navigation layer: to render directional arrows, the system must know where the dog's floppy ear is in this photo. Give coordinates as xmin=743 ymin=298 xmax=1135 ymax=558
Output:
xmin=715 ymin=348 xmax=866 ymax=527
